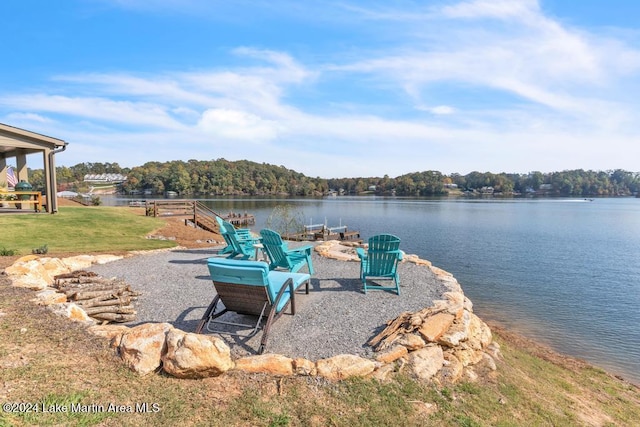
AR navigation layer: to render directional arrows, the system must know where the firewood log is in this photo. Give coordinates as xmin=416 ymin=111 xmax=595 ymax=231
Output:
xmin=75 ymin=296 xmax=132 ymax=308
xmin=68 ymin=287 xmax=131 ymax=301
xmin=91 ymin=313 xmax=137 ymax=322
xmin=84 ymin=305 xmax=136 ymax=316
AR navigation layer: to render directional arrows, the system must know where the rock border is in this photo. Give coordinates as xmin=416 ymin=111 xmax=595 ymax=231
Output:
xmin=3 ymin=244 xmax=500 ymax=384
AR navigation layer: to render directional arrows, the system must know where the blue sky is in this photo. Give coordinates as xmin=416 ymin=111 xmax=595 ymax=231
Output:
xmin=2 ymin=0 xmax=640 ymax=178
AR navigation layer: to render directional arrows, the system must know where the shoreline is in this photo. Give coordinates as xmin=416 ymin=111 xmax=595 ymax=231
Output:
xmin=3 ymin=242 xmax=638 ymax=388
xmin=314 ymin=240 xmax=640 ymax=387
xmin=4 ymin=241 xmax=639 ymax=387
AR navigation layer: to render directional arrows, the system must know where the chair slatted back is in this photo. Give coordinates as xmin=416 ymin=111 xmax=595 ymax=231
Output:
xmin=215 ymin=216 xmax=234 ymax=248
xmin=220 ymin=219 xmax=255 ymax=258
xmin=260 ymin=228 xmax=291 ymax=269
xmin=366 ymin=234 xmax=401 ymax=277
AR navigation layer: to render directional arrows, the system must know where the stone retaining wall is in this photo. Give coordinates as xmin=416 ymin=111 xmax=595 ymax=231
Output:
xmin=3 ymin=246 xmax=500 ymax=384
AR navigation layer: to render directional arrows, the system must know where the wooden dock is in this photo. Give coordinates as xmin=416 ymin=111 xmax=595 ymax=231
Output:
xmin=283 ymin=223 xmax=361 ymax=242
xmin=144 ymin=199 xmax=255 ymax=232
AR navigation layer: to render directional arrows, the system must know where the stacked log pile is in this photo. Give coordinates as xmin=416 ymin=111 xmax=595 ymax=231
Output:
xmin=368 ymin=306 xmax=447 ymax=351
xmin=53 ymin=271 xmax=141 ymax=323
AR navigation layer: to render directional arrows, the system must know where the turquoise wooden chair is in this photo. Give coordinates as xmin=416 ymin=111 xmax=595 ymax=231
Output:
xmin=259 ymin=229 xmax=315 ymax=274
xmin=215 ymin=216 xmax=235 ymax=255
xmin=355 ymin=234 xmax=402 ymax=295
xmin=196 ymin=258 xmax=310 ymax=354
xmin=218 ymin=218 xmax=260 ymax=259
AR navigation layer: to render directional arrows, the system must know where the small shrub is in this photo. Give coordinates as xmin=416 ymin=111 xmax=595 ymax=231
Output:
xmin=91 ymin=196 xmax=102 ymax=206
xmin=265 ymin=204 xmax=305 ymax=236
xmin=0 ymin=193 xmax=18 ymax=201
xmin=0 ymin=247 xmax=18 ymax=256
xmin=31 ymin=244 xmax=48 ymax=255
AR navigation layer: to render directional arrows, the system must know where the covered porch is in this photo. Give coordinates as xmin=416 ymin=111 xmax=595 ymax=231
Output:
xmin=0 ymin=123 xmax=67 ymax=214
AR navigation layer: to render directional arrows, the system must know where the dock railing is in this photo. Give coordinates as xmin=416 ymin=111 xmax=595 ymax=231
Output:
xmin=284 ymin=223 xmax=360 ymax=242
xmin=144 ymin=199 xmax=255 ymax=233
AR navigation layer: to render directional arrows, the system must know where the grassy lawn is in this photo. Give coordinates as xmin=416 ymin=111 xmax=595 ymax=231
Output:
xmin=0 ymin=206 xmax=176 ymax=255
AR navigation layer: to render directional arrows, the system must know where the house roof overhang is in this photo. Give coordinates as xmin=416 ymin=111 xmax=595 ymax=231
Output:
xmin=0 ymin=122 xmax=67 ymax=158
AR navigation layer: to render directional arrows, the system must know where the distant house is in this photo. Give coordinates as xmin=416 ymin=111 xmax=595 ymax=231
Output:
xmin=368 ymin=185 xmax=377 ymax=191
xmin=480 ymin=186 xmax=494 ymax=194
xmin=444 ymin=183 xmax=458 ymax=189
xmin=83 ymin=173 xmax=127 ymax=183
xmin=56 ymin=190 xmax=79 ymax=198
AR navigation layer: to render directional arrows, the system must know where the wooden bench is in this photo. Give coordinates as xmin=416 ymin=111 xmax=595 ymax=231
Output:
xmin=0 ymin=191 xmax=42 ymax=212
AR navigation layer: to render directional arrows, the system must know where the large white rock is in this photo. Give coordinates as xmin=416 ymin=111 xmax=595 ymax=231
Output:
xmin=293 ymin=358 xmax=317 ymax=376
xmin=5 ymin=254 xmax=123 ymax=290
xmin=47 ymin=302 xmax=93 ymax=323
xmin=119 ymin=323 xmax=173 ymax=375
xmin=316 ymin=354 xmax=376 ymax=381
xmin=438 ymin=310 xmax=472 ymax=347
xmin=234 ymin=354 xmax=294 ymax=376
xmin=59 ymin=254 xmax=123 ymax=271
xmin=466 ymin=312 xmax=492 ymax=350
xmin=5 ymin=258 xmax=65 ymax=290
xmin=162 ymin=329 xmax=234 ymax=378
xmin=408 ymin=345 xmax=444 ymax=381
xmin=31 ymin=288 xmax=67 ymax=306
xmin=88 ymin=324 xmax=131 ymax=348
xmin=437 ymin=352 xmax=464 ymax=384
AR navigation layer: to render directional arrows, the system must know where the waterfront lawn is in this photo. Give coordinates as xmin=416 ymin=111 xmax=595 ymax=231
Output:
xmin=0 ymin=206 xmax=176 ymax=255
xmin=1 ymin=283 xmax=639 ymax=426
xmin=1 ymin=206 xmax=639 ymax=426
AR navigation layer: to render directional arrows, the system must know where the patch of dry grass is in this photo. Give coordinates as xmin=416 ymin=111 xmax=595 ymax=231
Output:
xmin=2 ymin=274 xmax=639 ymax=426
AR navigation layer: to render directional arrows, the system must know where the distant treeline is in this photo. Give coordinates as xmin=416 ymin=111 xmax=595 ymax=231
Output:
xmin=25 ymin=159 xmax=640 ymax=197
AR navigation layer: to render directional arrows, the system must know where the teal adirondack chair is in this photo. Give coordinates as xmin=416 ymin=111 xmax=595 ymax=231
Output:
xmin=355 ymin=234 xmax=403 ymax=295
xmin=215 ymin=216 xmax=235 ymax=255
xmin=259 ymin=229 xmax=315 ymax=274
xmin=218 ymin=218 xmax=260 ymax=259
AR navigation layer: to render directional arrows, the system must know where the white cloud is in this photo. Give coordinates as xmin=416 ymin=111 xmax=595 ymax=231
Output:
xmin=232 ymin=47 xmax=314 ymax=84
xmin=3 ymin=0 xmax=640 ymax=177
xmin=0 ymin=94 xmax=186 ymax=130
xmin=4 ymin=112 xmax=53 ymax=123
xmin=197 ymin=108 xmax=279 ymax=141
xmin=332 ymin=0 xmax=640 ymax=137
xmin=426 ymin=105 xmax=455 ymax=115
xmin=440 ymin=0 xmax=540 ymax=21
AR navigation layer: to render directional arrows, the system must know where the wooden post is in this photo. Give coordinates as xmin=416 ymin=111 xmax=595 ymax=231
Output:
xmin=193 ymin=201 xmax=197 ymax=227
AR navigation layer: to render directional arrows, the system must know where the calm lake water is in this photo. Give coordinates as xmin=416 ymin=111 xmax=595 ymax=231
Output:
xmin=112 ymin=195 xmax=640 ymax=384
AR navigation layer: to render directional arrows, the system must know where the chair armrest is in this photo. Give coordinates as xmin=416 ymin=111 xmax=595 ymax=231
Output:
xmin=285 ymin=244 xmax=313 ymax=256
xmin=355 ymin=247 xmax=366 ymax=260
xmin=236 ymin=229 xmax=259 ymax=240
xmin=237 ymin=234 xmax=261 ymax=244
xmin=272 ymin=277 xmax=296 ymax=314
